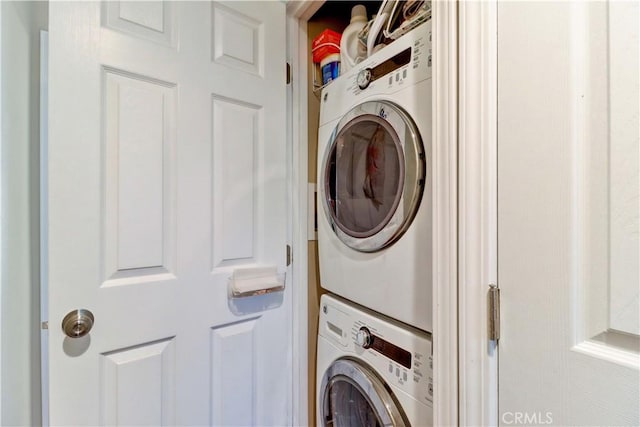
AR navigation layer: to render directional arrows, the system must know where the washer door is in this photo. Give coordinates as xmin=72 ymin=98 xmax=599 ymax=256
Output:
xmin=321 ymin=100 xmax=425 ymax=252
xmin=319 ymin=358 xmax=408 ymax=427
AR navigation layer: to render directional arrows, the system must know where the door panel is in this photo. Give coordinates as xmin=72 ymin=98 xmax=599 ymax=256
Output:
xmin=101 ymin=338 xmax=176 ymax=426
xmin=210 ymin=320 xmax=258 ymax=426
xmin=211 ymin=2 xmax=262 ymax=76
xmin=48 ymin=2 xmax=289 ymax=425
xmin=212 ymin=96 xmax=260 ymax=265
xmin=498 ymin=1 xmax=639 ymax=425
xmin=104 ymin=1 xmax=177 ymax=46
xmin=607 ymin=1 xmax=639 ymax=336
xmin=103 ymin=70 xmax=177 ymax=281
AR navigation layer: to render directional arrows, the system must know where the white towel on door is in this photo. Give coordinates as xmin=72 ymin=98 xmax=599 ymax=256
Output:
xmin=230 ymin=266 xmax=281 ymax=295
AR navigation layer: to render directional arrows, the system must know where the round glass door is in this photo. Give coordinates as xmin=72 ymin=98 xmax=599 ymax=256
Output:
xmin=322 ymin=101 xmax=425 ymax=252
xmin=324 ymin=377 xmax=383 ymax=426
xmin=319 ymin=358 xmax=407 ymax=427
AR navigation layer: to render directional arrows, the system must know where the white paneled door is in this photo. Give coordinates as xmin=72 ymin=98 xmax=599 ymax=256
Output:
xmin=498 ymin=1 xmax=639 ymax=426
xmin=48 ymin=2 xmax=289 ymax=425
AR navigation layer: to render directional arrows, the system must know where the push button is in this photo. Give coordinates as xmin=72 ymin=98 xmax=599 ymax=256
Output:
xmin=396 ymin=367 xmax=400 ymax=377
xmin=403 ymin=371 xmax=408 ymax=381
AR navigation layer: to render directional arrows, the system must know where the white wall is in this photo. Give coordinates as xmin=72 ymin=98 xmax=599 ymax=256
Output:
xmin=1 ymin=2 xmax=48 ymax=425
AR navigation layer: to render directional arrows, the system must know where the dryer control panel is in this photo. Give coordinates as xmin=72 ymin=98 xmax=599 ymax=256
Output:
xmin=319 ymin=19 xmax=432 ymax=127
xmin=346 ymin=21 xmax=431 ymax=96
xmin=319 ymin=295 xmax=433 ymax=406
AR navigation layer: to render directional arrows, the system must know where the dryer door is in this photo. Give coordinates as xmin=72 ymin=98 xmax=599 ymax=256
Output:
xmin=319 ymin=358 xmax=408 ymax=427
xmin=321 ymin=100 xmax=425 ymax=252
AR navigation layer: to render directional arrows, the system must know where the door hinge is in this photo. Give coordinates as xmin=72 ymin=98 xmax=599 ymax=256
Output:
xmin=488 ymin=284 xmax=500 ymax=341
xmin=286 ymin=62 xmax=292 ymax=85
xmin=286 ymin=244 xmax=292 ymax=266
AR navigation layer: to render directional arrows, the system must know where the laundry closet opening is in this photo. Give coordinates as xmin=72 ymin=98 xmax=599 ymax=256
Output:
xmin=304 ymin=1 xmax=434 ymax=424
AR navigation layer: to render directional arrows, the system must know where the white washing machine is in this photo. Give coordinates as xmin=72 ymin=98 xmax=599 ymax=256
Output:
xmin=316 ymin=294 xmax=433 ymax=426
xmin=317 ymin=22 xmax=433 ymax=331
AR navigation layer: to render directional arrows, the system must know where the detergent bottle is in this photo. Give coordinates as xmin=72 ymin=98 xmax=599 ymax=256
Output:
xmin=340 ymin=5 xmax=367 ymax=74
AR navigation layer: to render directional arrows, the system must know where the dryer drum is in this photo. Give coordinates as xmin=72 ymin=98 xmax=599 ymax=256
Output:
xmin=321 ymin=100 xmax=426 ymax=253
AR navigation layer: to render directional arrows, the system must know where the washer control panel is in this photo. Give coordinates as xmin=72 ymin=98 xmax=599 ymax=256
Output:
xmin=319 ymin=295 xmax=433 ymax=407
xmin=351 ymin=320 xmax=433 ymax=405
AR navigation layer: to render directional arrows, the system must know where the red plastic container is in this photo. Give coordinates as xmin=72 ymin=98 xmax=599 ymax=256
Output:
xmin=312 ymin=29 xmax=342 ymax=64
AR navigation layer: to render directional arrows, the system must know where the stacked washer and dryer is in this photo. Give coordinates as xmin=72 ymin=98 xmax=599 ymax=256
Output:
xmin=316 ymin=19 xmax=434 ymax=427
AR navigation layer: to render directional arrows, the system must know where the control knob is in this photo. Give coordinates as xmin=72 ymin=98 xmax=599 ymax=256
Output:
xmin=357 ymin=68 xmax=373 ymax=90
xmin=356 ymin=327 xmax=372 ymax=349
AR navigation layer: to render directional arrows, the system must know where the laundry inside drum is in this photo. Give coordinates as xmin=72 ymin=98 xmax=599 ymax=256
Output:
xmin=327 ymin=115 xmax=404 ymax=239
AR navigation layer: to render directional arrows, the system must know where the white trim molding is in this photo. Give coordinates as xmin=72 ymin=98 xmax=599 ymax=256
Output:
xmin=286 ymin=7 xmax=307 ymax=426
xmin=39 ymin=30 xmax=49 ymax=427
xmin=432 ymin=1 xmax=459 ymax=426
xmin=286 ymin=2 xmax=323 ymax=426
xmin=458 ymin=1 xmax=499 ymax=425
xmin=0 ymin=2 xmax=4 ymax=419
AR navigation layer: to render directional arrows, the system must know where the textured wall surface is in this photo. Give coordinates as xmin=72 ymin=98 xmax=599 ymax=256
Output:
xmin=1 ymin=2 xmax=48 ymax=425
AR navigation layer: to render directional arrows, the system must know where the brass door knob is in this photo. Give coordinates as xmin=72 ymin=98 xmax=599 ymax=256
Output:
xmin=61 ymin=309 xmax=94 ymax=338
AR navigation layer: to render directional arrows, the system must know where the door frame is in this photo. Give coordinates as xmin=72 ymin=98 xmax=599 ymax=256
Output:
xmin=458 ymin=0 xmax=499 ymax=425
xmin=286 ymin=1 xmax=461 ymax=425
xmin=3 ymin=2 xmax=321 ymax=424
xmin=286 ymin=2 xmax=323 ymax=425
xmin=0 ymin=3 xmax=4 ymax=419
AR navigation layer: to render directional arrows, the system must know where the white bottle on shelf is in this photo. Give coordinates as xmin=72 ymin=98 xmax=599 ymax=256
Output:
xmin=340 ymin=5 xmax=367 ymax=74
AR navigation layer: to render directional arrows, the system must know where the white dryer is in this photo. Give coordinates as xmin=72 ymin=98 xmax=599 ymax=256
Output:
xmin=317 ymin=22 xmax=432 ymax=331
xmin=316 ymin=294 xmax=433 ymax=426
